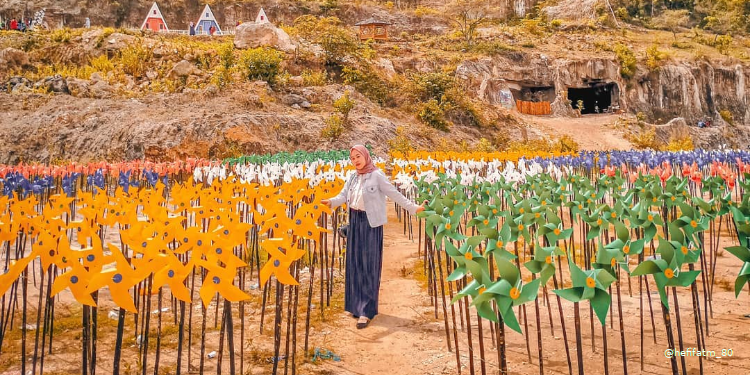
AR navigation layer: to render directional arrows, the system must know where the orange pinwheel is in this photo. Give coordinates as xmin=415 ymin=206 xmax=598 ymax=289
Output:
xmin=52 ymin=261 xmax=96 ymax=306
xmin=152 ymin=254 xmax=194 ymax=302
xmin=260 ymin=237 xmax=306 ymax=286
xmin=47 ymin=194 xmax=74 ymax=218
xmin=0 ymin=256 xmax=34 ymax=296
xmin=86 ymin=244 xmax=149 ymax=313
xmin=198 ymin=260 xmax=250 ymax=307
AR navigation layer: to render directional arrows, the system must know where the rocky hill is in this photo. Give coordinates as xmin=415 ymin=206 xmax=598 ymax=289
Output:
xmin=1 ymin=0 xmax=748 ymax=163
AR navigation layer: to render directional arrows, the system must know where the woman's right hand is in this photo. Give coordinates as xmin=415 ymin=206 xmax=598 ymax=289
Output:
xmin=321 ymin=199 xmax=331 ymax=208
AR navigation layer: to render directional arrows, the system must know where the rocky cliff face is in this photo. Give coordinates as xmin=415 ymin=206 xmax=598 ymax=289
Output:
xmin=456 ymin=52 xmax=750 ymax=147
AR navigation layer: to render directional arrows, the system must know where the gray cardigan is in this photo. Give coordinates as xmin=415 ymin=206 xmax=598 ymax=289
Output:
xmin=329 ymin=170 xmax=420 ymax=228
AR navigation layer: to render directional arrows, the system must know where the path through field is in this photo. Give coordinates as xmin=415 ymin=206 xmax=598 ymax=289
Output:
xmin=313 ymin=209 xmax=458 ymax=375
xmin=524 ymin=113 xmax=633 ymax=151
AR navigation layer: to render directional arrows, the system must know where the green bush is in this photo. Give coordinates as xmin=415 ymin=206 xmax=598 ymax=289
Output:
xmin=119 ymin=42 xmax=153 ymax=78
xmin=715 ymin=34 xmax=733 ymax=55
xmin=301 ymin=69 xmax=327 ymax=86
xmin=418 ymin=99 xmax=449 ymax=131
xmin=321 ymin=114 xmax=345 ymax=140
xmin=239 ymin=47 xmax=284 ymax=85
xmin=333 ymin=91 xmax=355 ymax=124
xmin=719 ymin=109 xmax=734 ymax=125
xmin=645 ymin=45 xmax=666 ymax=71
xmin=292 ymin=16 xmax=357 ymax=65
xmin=614 ymin=43 xmax=637 ymax=79
xmin=410 ymin=72 xmax=455 ymax=102
xmin=341 ymin=65 xmax=391 ymax=106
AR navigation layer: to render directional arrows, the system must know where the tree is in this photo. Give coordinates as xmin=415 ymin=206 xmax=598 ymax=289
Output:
xmin=653 ymin=9 xmax=690 ymax=40
xmin=448 ymin=0 xmax=490 ymax=46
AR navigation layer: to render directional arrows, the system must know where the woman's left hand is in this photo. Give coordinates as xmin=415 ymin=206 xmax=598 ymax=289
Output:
xmin=415 ymin=200 xmax=428 ymax=214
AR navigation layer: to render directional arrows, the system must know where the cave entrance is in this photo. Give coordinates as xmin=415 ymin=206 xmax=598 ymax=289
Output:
xmin=568 ymin=83 xmax=619 ymax=114
xmin=510 ymin=85 xmax=556 ymax=103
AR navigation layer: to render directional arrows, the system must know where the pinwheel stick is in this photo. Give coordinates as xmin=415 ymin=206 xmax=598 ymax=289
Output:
xmin=615 ymin=274 xmax=628 ymax=375
xmin=496 ymin=310 xmax=507 ymax=375
xmin=688 ymin=263 xmax=705 ymax=375
xmin=660 ymin=288 xmax=679 ymax=375
xmin=434 ymin=240 xmax=453 ymax=352
xmin=574 ymin=302 xmax=584 ymax=375
xmin=671 ymin=288 xmax=688 ymax=375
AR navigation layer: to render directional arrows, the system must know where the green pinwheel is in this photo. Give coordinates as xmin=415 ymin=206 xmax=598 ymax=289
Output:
xmin=553 ymin=257 xmax=616 ymax=326
xmin=724 ymin=245 xmax=750 ymax=297
xmin=482 ymin=222 xmax=516 ymax=261
xmin=466 ymin=258 xmax=541 ymax=333
xmin=604 ymin=220 xmax=645 ymax=273
xmin=525 ymin=239 xmax=564 ymax=284
xmin=630 ymin=238 xmax=702 ymax=308
xmin=593 ymin=237 xmax=625 ymax=277
xmin=444 ymin=235 xmax=487 ymax=282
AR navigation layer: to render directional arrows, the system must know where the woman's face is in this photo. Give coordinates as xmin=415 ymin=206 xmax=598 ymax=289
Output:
xmin=350 ymin=150 xmax=366 ymax=170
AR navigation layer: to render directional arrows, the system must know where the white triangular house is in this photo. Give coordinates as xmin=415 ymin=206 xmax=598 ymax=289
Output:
xmin=196 ymin=4 xmax=222 ymax=35
xmin=255 ymin=8 xmax=269 ymax=24
xmin=141 ymin=2 xmax=169 ymax=32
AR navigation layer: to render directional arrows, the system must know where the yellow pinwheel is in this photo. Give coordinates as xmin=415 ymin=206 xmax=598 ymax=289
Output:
xmin=152 ymin=254 xmax=195 ymax=302
xmin=198 ymin=260 xmax=250 ymax=307
xmin=86 ymin=244 xmax=149 ymax=313
xmin=260 ymin=237 xmax=306 ymax=286
xmin=0 ymin=256 xmax=34 ymax=296
xmin=52 ymin=261 xmax=96 ymax=306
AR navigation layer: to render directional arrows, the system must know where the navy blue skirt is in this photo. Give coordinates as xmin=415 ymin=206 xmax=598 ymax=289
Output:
xmin=345 ymin=209 xmax=384 ymax=319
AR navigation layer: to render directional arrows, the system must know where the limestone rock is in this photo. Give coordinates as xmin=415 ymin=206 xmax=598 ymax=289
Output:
xmin=234 ymin=22 xmax=296 ymax=52
xmin=35 ymin=75 xmax=69 ymax=94
xmin=66 ymin=78 xmax=90 ymax=97
xmin=89 ymin=80 xmax=115 ymax=99
xmin=169 ymin=60 xmax=200 ymax=79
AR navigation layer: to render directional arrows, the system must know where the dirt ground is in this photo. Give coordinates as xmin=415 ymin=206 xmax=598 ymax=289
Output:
xmin=0 ymin=206 xmax=748 ymax=375
xmin=523 ymin=113 xmax=634 ymax=151
xmin=311 ymin=208 xmax=750 ymax=375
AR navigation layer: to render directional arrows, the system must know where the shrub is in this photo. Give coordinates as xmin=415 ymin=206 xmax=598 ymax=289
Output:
xmin=715 ymin=34 xmax=733 ymax=55
xmin=341 ymin=66 xmax=391 ymax=106
xmin=645 ymin=45 xmax=666 ymax=71
xmin=387 ymin=126 xmax=413 ymax=156
xmin=291 ymin=16 xmax=357 ymax=65
xmin=471 ymin=40 xmax=515 ymax=55
xmin=333 ymin=91 xmax=355 ymax=124
xmin=119 ymin=42 xmax=153 ymax=78
xmin=474 ymin=138 xmax=495 ymax=152
xmin=665 ymin=136 xmax=694 ymax=151
xmin=301 ymin=69 xmax=327 ymax=86
xmin=89 ymin=55 xmax=115 ymax=74
xmin=50 ymin=28 xmax=74 ymax=43
xmin=239 ymin=47 xmax=284 ymax=85
xmin=613 ymin=43 xmax=637 ymax=79
xmin=719 ymin=109 xmax=734 ymax=125
xmin=321 ymin=114 xmax=345 ymax=140
xmin=217 ymin=42 xmax=235 ymax=70
xmin=418 ymin=99 xmax=449 ymax=131
xmin=627 ymin=127 xmax=658 ymax=149
xmin=557 ymin=135 xmax=580 ymax=152
xmin=410 ymin=71 xmax=454 ymax=102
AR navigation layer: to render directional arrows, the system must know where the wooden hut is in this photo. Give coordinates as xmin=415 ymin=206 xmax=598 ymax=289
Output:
xmin=354 ymin=17 xmax=391 ymax=41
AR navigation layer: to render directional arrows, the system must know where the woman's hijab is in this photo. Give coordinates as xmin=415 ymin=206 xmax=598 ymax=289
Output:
xmin=351 ymin=144 xmax=377 ymax=175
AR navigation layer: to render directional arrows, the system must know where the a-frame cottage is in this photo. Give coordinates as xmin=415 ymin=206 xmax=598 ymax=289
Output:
xmin=255 ymin=8 xmax=269 ymax=24
xmin=140 ymin=2 xmax=169 ymax=32
xmin=196 ymin=4 xmax=222 ymax=35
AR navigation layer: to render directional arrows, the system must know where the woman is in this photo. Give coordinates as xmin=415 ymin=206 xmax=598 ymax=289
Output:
xmin=322 ymin=145 xmax=425 ymax=329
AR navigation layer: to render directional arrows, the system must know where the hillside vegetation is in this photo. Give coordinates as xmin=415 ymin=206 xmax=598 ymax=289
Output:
xmin=1 ymin=0 xmax=748 ymax=162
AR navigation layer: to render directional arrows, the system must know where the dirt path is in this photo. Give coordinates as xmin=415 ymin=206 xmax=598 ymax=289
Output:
xmin=524 ymin=113 xmax=633 ymax=151
xmin=312 ymin=209 xmax=458 ymax=375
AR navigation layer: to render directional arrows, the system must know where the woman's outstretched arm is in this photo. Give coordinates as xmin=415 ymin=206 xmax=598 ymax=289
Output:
xmin=375 ymin=171 xmax=424 ymax=215
xmin=322 ymin=172 xmax=353 ymax=209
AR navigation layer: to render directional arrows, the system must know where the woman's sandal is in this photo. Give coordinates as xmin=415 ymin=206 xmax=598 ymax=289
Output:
xmin=356 ymin=316 xmax=370 ymax=329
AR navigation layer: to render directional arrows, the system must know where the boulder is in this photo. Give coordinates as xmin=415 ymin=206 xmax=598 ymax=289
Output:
xmin=89 ymin=80 xmax=115 ymax=99
xmin=33 ymin=75 xmax=69 ymax=94
xmin=282 ymin=94 xmax=310 ymax=108
xmin=0 ymin=48 xmax=30 ymax=71
xmin=66 ymin=78 xmax=90 ymax=97
xmin=234 ymin=22 xmax=296 ymax=52
xmin=169 ymin=60 xmax=201 ymax=79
